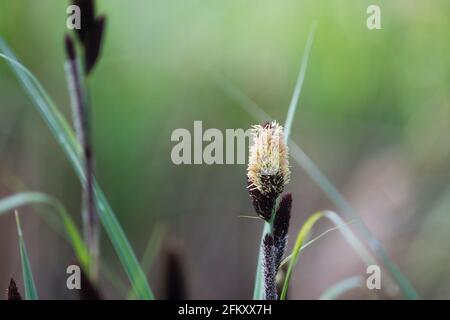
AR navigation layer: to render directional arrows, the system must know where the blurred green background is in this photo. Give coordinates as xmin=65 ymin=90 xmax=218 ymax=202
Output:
xmin=0 ymin=0 xmax=449 ymax=299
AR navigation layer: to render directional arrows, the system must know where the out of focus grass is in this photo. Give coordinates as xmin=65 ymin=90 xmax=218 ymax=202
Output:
xmin=0 ymin=0 xmax=449 ymax=298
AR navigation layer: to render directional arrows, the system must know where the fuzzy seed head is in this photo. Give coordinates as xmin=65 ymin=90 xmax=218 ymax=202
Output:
xmin=247 ymin=121 xmax=290 ymax=197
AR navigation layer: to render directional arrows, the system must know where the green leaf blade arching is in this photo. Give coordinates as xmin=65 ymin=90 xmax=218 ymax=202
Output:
xmin=0 ymin=192 xmax=89 ymax=270
xmin=280 ymin=211 xmax=324 ymax=300
xmin=0 ymin=39 xmax=154 ymax=300
xmin=14 ymin=211 xmax=38 ymax=300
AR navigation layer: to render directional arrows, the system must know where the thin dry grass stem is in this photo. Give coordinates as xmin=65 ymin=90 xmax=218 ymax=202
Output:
xmin=64 ymin=0 xmax=106 ymax=281
xmin=64 ymin=35 xmax=99 ymax=280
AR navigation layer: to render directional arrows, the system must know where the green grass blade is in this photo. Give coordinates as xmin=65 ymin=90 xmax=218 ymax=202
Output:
xmin=0 ymin=192 xmax=89 ymax=270
xmin=284 ymin=22 xmax=317 ymax=142
xmin=281 ymin=210 xmax=377 ymax=299
xmin=319 ymin=276 xmax=364 ymax=300
xmin=0 ymin=39 xmax=154 ymax=300
xmin=94 ymin=187 xmax=154 ymax=299
xmin=127 ymin=222 xmax=167 ymax=299
xmin=0 ymin=191 xmax=131 ymax=297
xmin=279 ymin=219 xmax=356 ymax=269
xmin=323 ymin=211 xmax=376 ymax=265
xmin=214 ymin=73 xmax=419 ymax=300
xmin=14 ymin=211 xmax=38 ymax=300
xmin=101 ymin=259 xmax=130 ymax=297
xmin=280 ymin=211 xmax=324 ymax=300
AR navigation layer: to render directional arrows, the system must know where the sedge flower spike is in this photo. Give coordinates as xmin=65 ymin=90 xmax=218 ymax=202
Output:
xmin=273 ymin=193 xmax=292 ymax=272
xmin=247 ymin=121 xmax=290 ymax=221
xmin=262 ymin=234 xmax=277 ymax=300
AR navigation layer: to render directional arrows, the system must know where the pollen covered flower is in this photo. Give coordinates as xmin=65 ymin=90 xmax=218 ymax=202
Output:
xmin=247 ymin=121 xmax=290 ymax=220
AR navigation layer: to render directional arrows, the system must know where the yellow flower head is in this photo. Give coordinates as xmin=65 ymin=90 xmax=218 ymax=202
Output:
xmin=247 ymin=121 xmax=290 ymax=220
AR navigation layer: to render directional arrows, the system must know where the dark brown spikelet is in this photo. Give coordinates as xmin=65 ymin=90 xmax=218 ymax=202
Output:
xmin=262 ymin=234 xmax=277 ymax=300
xmin=7 ymin=278 xmax=22 ymax=300
xmin=273 ymin=193 xmax=292 ymax=271
xmin=248 ymin=179 xmax=276 ymax=221
xmin=164 ymin=246 xmax=188 ymax=300
xmin=79 ymin=270 xmax=102 ymax=300
xmin=79 ymin=278 xmax=100 ymax=300
xmin=72 ymin=0 xmax=106 ymax=74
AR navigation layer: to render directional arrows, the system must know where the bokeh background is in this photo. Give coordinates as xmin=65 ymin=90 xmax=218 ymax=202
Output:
xmin=0 ymin=0 xmax=449 ymax=299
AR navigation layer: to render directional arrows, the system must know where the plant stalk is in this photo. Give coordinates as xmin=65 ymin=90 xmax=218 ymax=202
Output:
xmin=253 ymin=209 xmax=276 ymax=299
xmin=65 ymin=49 xmax=99 ymax=281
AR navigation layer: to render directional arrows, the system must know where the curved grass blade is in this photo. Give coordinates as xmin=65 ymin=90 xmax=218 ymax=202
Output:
xmin=0 ymin=192 xmax=89 ymax=269
xmin=279 ymin=219 xmax=355 ymax=269
xmin=127 ymin=222 xmax=167 ymax=299
xmin=284 ymin=22 xmax=317 ymax=142
xmin=319 ymin=276 xmax=364 ymax=300
xmin=323 ymin=211 xmax=376 ymax=265
xmin=14 ymin=211 xmax=38 ymax=300
xmin=0 ymin=178 xmax=129 ymax=297
xmin=280 ymin=211 xmax=324 ymax=300
xmin=0 ymin=39 xmax=154 ymax=299
xmin=280 ymin=210 xmax=378 ymax=299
